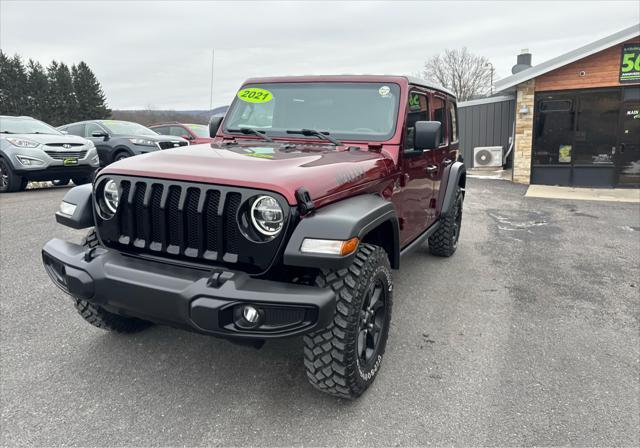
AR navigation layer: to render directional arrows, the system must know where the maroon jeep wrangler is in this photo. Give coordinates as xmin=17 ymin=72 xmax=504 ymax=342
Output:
xmin=42 ymin=75 xmax=465 ymax=399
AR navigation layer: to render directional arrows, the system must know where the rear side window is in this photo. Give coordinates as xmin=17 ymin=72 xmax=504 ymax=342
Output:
xmin=66 ymin=123 xmax=85 ymax=137
xmin=153 ymin=126 xmax=169 ymax=135
xmin=405 ymin=91 xmax=429 ymax=151
xmin=448 ymin=102 xmax=458 ymax=143
xmin=433 ymin=97 xmax=446 ymax=145
xmin=170 ymin=126 xmax=191 ymax=138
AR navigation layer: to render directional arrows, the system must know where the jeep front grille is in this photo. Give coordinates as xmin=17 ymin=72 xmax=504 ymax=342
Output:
xmin=95 ymin=176 xmax=290 ymax=274
xmin=45 ymin=150 xmax=88 ymax=160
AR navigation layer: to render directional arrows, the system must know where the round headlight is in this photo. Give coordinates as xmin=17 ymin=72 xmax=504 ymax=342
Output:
xmin=250 ymin=195 xmax=284 ymax=236
xmin=103 ymin=179 xmax=120 ymax=214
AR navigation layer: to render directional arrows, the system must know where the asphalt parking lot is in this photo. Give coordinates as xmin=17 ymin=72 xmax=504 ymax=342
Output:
xmin=1 ymin=178 xmax=638 ymax=447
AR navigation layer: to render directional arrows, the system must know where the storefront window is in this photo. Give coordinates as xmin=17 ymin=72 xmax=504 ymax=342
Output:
xmin=573 ymin=91 xmax=619 ymax=165
xmin=533 ymin=94 xmax=575 ymax=164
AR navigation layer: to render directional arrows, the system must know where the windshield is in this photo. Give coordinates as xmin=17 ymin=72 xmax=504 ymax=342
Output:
xmin=0 ymin=116 xmax=62 ymax=135
xmin=100 ymin=120 xmax=158 ymax=136
xmin=223 ymin=82 xmax=401 ymax=142
xmin=186 ymin=124 xmax=210 ymax=138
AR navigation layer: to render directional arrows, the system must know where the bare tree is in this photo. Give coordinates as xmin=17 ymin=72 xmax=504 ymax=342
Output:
xmin=423 ymin=48 xmax=493 ymax=101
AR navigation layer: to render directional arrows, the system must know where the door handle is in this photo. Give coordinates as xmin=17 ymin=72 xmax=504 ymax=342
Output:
xmin=426 ymin=165 xmax=438 ymax=174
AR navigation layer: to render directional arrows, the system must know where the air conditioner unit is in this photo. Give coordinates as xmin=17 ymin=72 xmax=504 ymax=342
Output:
xmin=473 ymin=146 xmax=503 ymax=168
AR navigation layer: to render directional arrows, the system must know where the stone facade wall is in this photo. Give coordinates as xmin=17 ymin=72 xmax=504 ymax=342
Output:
xmin=513 ymin=79 xmax=535 ymax=184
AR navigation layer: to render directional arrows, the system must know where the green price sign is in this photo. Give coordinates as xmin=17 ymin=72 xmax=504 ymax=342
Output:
xmin=237 ymin=87 xmax=273 ymax=103
xmin=619 ymin=44 xmax=640 ymax=83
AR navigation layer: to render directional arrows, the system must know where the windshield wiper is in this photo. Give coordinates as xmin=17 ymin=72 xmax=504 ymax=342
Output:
xmin=227 ymin=127 xmax=273 ymax=142
xmin=286 ymin=129 xmax=341 ymax=146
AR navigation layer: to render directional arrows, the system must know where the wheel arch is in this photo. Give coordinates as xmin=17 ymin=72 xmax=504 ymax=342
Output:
xmin=283 ymin=194 xmax=400 ymax=270
xmin=111 ymin=146 xmax=133 ymax=162
xmin=437 ymin=161 xmax=466 ymax=215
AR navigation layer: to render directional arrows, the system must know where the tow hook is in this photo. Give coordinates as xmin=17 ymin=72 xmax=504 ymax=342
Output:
xmin=207 ymin=269 xmax=234 ymax=288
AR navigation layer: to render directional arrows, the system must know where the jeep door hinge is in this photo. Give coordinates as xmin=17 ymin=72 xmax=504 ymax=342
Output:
xmin=295 ymin=187 xmax=315 ymax=215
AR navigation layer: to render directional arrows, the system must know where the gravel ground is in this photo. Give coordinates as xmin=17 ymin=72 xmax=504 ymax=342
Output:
xmin=1 ymin=178 xmax=638 ymax=447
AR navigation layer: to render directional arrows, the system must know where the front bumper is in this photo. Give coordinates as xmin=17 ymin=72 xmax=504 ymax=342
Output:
xmin=42 ymin=239 xmax=335 ymax=339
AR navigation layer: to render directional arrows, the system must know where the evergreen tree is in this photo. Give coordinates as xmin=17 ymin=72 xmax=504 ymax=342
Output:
xmin=0 ymin=51 xmax=9 ymax=114
xmin=0 ymin=53 xmax=28 ymax=116
xmin=46 ymin=61 xmax=79 ymax=125
xmin=72 ymin=61 xmax=110 ymax=120
xmin=25 ymin=59 xmax=50 ymax=121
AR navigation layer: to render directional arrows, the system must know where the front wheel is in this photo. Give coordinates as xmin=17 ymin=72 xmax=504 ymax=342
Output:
xmin=0 ymin=158 xmax=24 ymax=193
xmin=303 ymin=244 xmax=393 ymax=399
xmin=73 ymin=230 xmax=153 ymax=333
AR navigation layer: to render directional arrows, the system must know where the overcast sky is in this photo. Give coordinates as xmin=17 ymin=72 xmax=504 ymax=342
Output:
xmin=1 ymin=1 xmax=638 ymax=110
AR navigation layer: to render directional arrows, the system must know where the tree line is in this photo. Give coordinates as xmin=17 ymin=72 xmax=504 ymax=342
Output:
xmin=0 ymin=51 xmax=111 ymax=126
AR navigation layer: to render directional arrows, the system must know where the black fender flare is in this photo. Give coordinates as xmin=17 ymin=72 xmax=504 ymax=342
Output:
xmin=284 ymin=194 xmax=400 ymax=270
xmin=55 ymin=184 xmax=94 ymax=229
xmin=437 ymin=161 xmax=466 ymax=215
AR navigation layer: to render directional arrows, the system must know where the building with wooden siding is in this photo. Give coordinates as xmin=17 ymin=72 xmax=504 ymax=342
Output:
xmin=494 ymin=24 xmax=640 ymax=187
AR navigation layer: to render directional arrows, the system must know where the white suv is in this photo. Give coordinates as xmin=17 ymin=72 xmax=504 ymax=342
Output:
xmin=0 ymin=116 xmax=99 ymax=192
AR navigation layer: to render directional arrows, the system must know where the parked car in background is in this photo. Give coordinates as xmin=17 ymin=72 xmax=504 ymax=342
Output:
xmin=150 ymin=123 xmax=213 ymax=144
xmin=0 ymin=116 xmax=99 ymax=192
xmin=58 ymin=120 xmax=189 ymax=166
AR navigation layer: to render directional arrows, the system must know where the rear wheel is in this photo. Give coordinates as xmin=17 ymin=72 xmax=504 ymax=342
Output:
xmin=429 ymin=186 xmax=463 ymax=257
xmin=303 ymin=244 xmax=393 ymax=399
xmin=0 ymin=158 xmax=23 ymax=193
xmin=72 ymin=230 xmax=153 ymax=333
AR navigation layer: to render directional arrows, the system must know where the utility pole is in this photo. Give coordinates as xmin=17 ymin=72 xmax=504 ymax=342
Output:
xmin=209 ymin=48 xmax=214 ymax=111
xmin=485 ymin=62 xmax=494 ymax=96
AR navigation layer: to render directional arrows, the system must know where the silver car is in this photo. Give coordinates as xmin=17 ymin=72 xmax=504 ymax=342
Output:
xmin=0 ymin=116 xmax=99 ymax=192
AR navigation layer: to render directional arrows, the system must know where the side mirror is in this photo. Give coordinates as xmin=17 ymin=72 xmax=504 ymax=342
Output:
xmin=91 ymin=131 xmax=109 ymax=140
xmin=414 ymin=121 xmax=441 ymax=151
xmin=181 ymin=134 xmax=194 ymax=140
xmin=209 ymin=116 xmax=223 ymax=138
xmin=60 ymin=130 xmax=69 ymax=135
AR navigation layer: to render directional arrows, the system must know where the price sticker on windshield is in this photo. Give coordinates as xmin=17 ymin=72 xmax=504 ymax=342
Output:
xmin=237 ymin=88 xmax=273 ymax=103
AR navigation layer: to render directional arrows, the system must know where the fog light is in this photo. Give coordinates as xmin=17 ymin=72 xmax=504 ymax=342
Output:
xmin=243 ymin=305 xmax=260 ymax=323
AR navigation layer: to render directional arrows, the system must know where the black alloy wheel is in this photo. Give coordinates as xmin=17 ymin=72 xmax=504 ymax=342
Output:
xmin=357 ymin=279 xmax=388 ymax=367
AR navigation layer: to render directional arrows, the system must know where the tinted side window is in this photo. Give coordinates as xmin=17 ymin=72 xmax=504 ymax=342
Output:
xmin=448 ymin=102 xmax=458 ymax=143
xmin=153 ymin=126 xmax=169 ymax=135
xmin=170 ymin=126 xmax=190 ymax=138
xmin=66 ymin=123 xmax=85 ymax=136
xmin=85 ymin=122 xmax=105 ymax=137
xmin=433 ymin=97 xmax=446 ymax=145
xmin=405 ymin=91 xmax=429 ymax=151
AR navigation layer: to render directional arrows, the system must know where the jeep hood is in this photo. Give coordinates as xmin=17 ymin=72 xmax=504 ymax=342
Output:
xmin=100 ymin=141 xmax=394 ymax=204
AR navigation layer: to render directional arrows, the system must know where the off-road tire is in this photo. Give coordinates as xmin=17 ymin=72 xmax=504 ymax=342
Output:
xmin=429 ymin=186 xmax=463 ymax=257
xmin=303 ymin=244 xmax=393 ymax=399
xmin=72 ymin=229 xmax=152 ymax=333
xmin=0 ymin=157 xmax=24 ymax=193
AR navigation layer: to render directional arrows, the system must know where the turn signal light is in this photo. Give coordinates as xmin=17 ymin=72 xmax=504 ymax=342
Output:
xmin=340 ymin=237 xmax=359 ymax=256
xmin=300 ymin=237 xmax=359 ymax=256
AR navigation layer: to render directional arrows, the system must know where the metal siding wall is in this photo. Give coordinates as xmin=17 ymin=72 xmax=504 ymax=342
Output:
xmin=458 ymin=98 xmax=515 ymax=167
